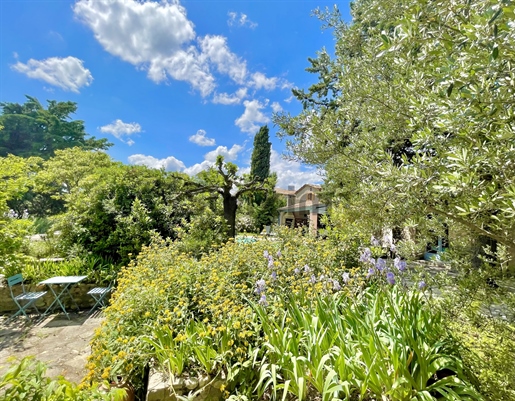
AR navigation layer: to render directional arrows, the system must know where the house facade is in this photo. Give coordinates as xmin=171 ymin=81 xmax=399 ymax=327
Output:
xmin=275 ymin=184 xmax=326 ymax=231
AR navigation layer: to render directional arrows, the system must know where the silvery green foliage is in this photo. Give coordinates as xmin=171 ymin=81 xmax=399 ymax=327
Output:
xmin=275 ymin=0 xmax=515 ymax=267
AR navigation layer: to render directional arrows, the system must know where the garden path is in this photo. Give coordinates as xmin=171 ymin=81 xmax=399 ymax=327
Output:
xmin=0 ymin=311 xmax=101 ymax=383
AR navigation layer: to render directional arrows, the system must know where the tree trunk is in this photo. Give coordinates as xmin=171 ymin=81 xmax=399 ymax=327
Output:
xmin=223 ymin=193 xmax=238 ymax=238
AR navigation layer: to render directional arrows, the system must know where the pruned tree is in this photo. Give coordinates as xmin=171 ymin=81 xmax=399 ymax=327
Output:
xmin=189 ymin=155 xmax=269 ymax=238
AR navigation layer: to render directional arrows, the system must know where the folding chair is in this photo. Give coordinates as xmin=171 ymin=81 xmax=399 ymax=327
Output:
xmin=7 ymin=274 xmax=47 ymax=320
xmin=87 ymin=284 xmax=112 ymax=314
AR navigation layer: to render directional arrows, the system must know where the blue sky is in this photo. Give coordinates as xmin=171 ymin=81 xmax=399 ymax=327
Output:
xmin=0 ymin=0 xmax=351 ymax=189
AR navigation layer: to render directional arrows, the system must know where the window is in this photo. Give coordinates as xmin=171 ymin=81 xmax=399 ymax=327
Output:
xmin=307 ymin=193 xmax=313 ymax=201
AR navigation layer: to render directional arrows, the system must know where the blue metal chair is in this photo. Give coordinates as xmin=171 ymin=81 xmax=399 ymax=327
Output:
xmin=7 ymin=274 xmax=47 ymax=320
xmin=87 ymin=285 xmax=112 ymax=314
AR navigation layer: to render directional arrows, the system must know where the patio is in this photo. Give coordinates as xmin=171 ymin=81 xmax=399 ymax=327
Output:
xmin=0 ymin=311 xmax=102 ymax=384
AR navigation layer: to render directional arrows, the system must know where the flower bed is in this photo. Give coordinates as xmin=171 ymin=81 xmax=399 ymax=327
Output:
xmin=85 ymin=230 xmax=482 ymax=400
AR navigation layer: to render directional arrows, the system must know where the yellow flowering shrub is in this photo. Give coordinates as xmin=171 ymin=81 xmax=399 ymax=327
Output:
xmin=85 ymin=228 xmax=365 ymax=389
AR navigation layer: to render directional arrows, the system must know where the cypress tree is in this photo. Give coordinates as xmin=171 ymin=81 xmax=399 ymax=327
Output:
xmin=250 ymin=125 xmax=271 ymax=181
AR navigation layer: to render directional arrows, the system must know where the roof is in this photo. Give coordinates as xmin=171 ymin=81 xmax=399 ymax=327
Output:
xmin=275 ymin=183 xmax=322 ymax=196
xmin=275 ymin=188 xmax=295 ymax=196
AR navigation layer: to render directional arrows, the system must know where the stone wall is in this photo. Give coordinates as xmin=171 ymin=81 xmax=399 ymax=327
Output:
xmin=146 ymin=370 xmax=224 ymax=401
xmin=0 ymin=280 xmax=109 ymax=314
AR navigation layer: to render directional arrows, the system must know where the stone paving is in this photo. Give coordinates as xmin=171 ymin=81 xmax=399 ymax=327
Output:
xmin=0 ymin=310 xmax=102 ymax=384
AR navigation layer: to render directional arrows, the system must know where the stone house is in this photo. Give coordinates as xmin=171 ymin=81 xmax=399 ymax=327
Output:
xmin=275 ymin=184 xmax=326 ymax=231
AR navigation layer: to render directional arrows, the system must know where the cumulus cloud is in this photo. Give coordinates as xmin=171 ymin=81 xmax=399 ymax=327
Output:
xmin=183 ymin=160 xmax=213 ymax=176
xmin=74 ymin=0 xmax=285 ymax=98
xmin=227 ymin=12 xmax=257 ymax=29
xmin=12 ymin=56 xmax=93 ymax=93
xmin=128 ymin=143 xmax=244 ymax=177
xmin=100 ymin=120 xmax=142 ymax=145
xmin=212 ymin=87 xmax=247 ymax=105
xmin=189 ymin=129 xmax=215 ymax=146
xmin=184 ymin=144 xmax=243 ymax=175
xmin=270 ymin=149 xmax=324 ymax=189
xmin=271 ymin=102 xmax=283 ymax=113
xmin=198 ymin=35 xmax=247 ymax=85
xmin=128 ymin=154 xmax=185 ymax=171
xmin=205 ymin=144 xmax=243 ymax=162
xmin=74 ymin=0 xmax=216 ymax=95
xmin=248 ymin=72 xmax=278 ymax=91
xmin=235 ymin=100 xmax=270 ymax=134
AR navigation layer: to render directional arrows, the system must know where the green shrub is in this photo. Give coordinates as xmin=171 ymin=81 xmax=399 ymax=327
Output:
xmin=85 ymin=230 xmax=359 ymax=389
xmin=0 ymin=357 xmax=125 ymax=401
xmin=5 ymin=255 xmax=119 ymax=285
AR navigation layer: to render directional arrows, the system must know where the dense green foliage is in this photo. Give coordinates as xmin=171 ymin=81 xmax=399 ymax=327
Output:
xmin=0 ymin=155 xmax=39 ymax=271
xmin=275 ymin=0 xmax=515 ymax=267
xmin=0 ymin=96 xmax=110 ymax=159
xmin=0 ymin=357 xmax=125 ymax=401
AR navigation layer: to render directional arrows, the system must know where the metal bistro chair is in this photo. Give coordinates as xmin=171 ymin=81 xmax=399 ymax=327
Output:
xmin=7 ymin=274 xmax=47 ymax=320
xmin=87 ymin=283 xmax=113 ymax=314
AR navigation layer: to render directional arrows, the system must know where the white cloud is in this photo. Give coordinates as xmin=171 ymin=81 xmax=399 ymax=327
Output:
xmin=270 ymin=149 xmax=324 ymax=189
xmin=184 ymin=144 xmax=243 ymax=175
xmin=74 ymin=0 xmax=194 ymax=64
xmin=271 ymin=102 xmax=283 ymax=113
xmin=183 ymin=160 xmax=213 ymax=176
xmin=189 ymin=129 xmax=215 ymax=146
xmin=205 ymin=144 xmax=243 ymax=162
xmin=12 ymin=56 xmax=92 ymax=93
xmin=227 ymin=12 xmax=257 ymax=29
xmin=100 ymin=119 xmax=142 ymax=145
xmin=128 ymin=143 xmax=244 ymax=176
xmin=235 ymin=100 xmax=270 ymax=134
xmin=74 ymin=0 xmax=289 ymax=99
xmin=74 ymin=0 xmax=216 ymax=96
xmin=248 ymin=72 xmax=278 ymax=91
xmin=212 ymin=87 xmax=247 ymax=105
xmin=198 ymin=35 xmax=247 ymax=85
xmin=128 ymin=154 xmax=185 ymax=172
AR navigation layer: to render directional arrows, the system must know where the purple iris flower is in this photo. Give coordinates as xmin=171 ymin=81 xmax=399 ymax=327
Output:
xmin=394 ymin=257 xmax=407 ymax=272
xmin=418 ymin=281 xmax=426 ymax=290
xmin=386 ymin=272 xmax=396 ymax=285
xmin=371 ymin=236 xmax=380 ymax=247
xmin=390 ymin=243 xmax=397 ymax=253
xmin=294 ymin=268 xmax=300 ymax=275
xmin=304 ymin=265 xmax=311 ymax=273
xmin=277 ymin=250 xmax=282 ymax=258
xmin=263 ymin=250 xmax=269 ymax=258
xmin=332 ymin=279 xmax=341 ymax=291
xmin=258 ymin=294 xmax=268 ymax=306
xmin=268 ymin=256 xmax=274 ymax=269
xmin=366 ymin=268 xmax=375 ymax=278
xmin=255 ymin=279 xmax=266 ymax=294
xmin=271 ymin=271 xmax=277 ymax=280
xmin=342 ymin=272 xmax=350 ymax=284
xmin=309 ymin=275 xmax=317 ymax=284
xmin=376 ymin=258 xmax=386 ymax=272
xmin=359 ymin=248 xmax=372 ymax=263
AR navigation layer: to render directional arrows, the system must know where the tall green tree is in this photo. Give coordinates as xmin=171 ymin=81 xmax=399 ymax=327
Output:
xmin=0 ymin=96 xmax=111 ymax=159
xmin=248 ymin=125 xmax=279 ymax=230
xmin=0 ymin=155 xmax=40 ymax=270
xmin=250 ymin=125 xmax=271 ymax=181
xmin=275 ymin=0 xmax=515 ymax=268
